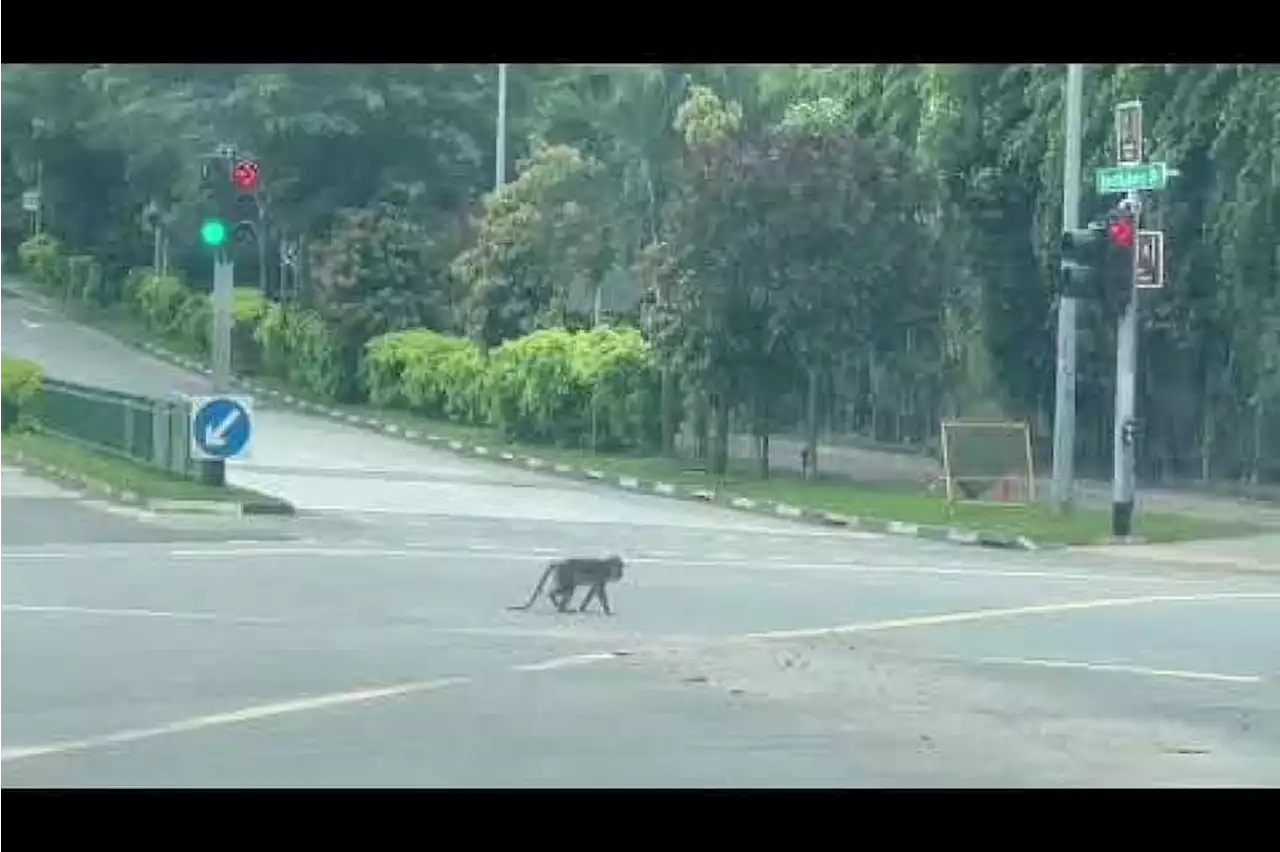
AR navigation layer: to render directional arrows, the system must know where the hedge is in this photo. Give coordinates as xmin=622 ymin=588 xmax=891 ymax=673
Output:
xmin=362 ymin=325 xmax=660 ymax=451
xmin=17 ymin=236 xmax=660 ymax=452
xmin=2 ymin=355 xmax=44 ymax=432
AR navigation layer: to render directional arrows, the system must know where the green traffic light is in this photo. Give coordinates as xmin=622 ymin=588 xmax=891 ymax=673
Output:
xmin=200 ymin=218 xmax=228 ymax=247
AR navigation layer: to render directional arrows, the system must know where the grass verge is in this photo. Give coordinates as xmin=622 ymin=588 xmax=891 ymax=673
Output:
xmin=12 ymin=285 xmax=1264 ymax=546
xmin=2 ymin=428 xmax=276 ymax=506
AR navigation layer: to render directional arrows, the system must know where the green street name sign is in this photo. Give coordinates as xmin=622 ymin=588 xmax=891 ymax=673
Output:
xmin=1095 ymin=162 xmax=1171 ymax=194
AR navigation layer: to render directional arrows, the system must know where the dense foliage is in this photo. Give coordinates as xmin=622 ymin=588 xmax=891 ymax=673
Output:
xmin=1 ymin=355 xmax=44 ymax=431
xmin=4 ymin=63 xmax=1277 ymax=483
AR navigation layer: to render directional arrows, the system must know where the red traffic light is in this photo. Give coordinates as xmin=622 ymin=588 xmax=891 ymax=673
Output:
xmin=231 ymin=158 xmax=260 ymax=192
xmin=1108 ymin=214 xmax=1135 ymax=248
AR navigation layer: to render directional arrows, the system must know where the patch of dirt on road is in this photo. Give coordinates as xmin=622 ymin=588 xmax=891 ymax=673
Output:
xmin=625 ymin=636 xmax=1280 ymax=787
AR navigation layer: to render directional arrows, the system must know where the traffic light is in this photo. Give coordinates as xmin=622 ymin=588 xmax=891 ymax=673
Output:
xmin=231 ymin=158 xmax=261 ymax=246
xmin=231 ymin=158 xmax=260 ymax=193
xmin=1102 ymin=206 xmax=1137 ymax=305
xmin=1107 ymin=207 xmax=1135 ymax=249
xmin=200 ymin=218 xmax=228 ymax=248
xmin=1059 ymin=221 xmax=1108 ymax=298
xmin=230 ymin=192 xmax=258 ymax=245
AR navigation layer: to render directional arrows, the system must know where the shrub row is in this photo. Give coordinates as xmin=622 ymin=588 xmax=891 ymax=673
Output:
xmin=17 ymin=237 xmax=660 ymax=452
xmin=362 ymin=326 xmax=661 ymax=451
xmin=123 ymin=270 xmax=350 ymax=401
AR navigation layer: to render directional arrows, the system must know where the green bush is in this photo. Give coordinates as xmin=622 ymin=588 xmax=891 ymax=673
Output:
xmin=253 ymin=302 xmax=348 ymax=399
xmin=231 ymin=288 xmax=267 ymax=374
xmin=361 ymin=330 xmax=435 ymax=408
xmin=362 ymin=329 xmax=485 ymax=420
xmin=131 ymin=272 xmax=190 ymax=335
xmin=487 ymin=329 xmax=590 ymax=445
xmin=18 ymin=234 xmax=67 ymax=292
xmin=63 ymin=255 xmax=107 ymax=304
xmin=570 ymin=326 xmax=661 ymax=452
xmin=1 ymin=355 xmax=44 ymax=432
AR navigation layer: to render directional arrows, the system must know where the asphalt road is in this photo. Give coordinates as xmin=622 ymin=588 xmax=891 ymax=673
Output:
xmin=3 ymin=287 xmax=1280 ymax=786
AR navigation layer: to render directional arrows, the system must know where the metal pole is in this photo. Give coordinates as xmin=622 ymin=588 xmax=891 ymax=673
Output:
xmin=496 ymin=63 xmax=509 ymax=190
xmin=201 ymin=251 xmax=235 ymax=488
xmin=34 ymin=159 xmax=44 ymax=236
xmin=1111 ymin=190 xmax=1140 ymax=537
xmin=153 ymin=225 xmax=163 ymax=273
xmin=212 ymin=253 xmax=234 ymax=393
xmin=1051 ymin=62 xmax=1084 ymax=514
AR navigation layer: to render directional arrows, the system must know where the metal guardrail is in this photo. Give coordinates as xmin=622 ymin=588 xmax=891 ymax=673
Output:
xmin=37 ymin=377 xmax=195 ymax=478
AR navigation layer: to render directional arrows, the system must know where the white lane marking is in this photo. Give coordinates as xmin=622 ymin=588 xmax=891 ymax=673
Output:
xmin=0 ymin=544 xmax=1237 ymax=586
xmin=1 ymin=604 xmax=280 ymax=626
xmin=974 ymin=656 xmax=1265 ymax=684
xmin=512 ymin=651 xmax=632 ymax=672
xmin=742 ymin=592 xmax=1280 ymax=641
xmin=424 ymin=626 xmax=710 ymax=646
xmin=0 ymin=677 xmax=468 ymax=764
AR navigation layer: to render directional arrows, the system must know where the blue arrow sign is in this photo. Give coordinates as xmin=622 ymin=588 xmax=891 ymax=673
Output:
xmin=190 ymin=396 xmax=253 ymax=461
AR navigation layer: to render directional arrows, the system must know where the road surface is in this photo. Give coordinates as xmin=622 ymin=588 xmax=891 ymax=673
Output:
xmin=3 ymin=289 xmax=1279 ymax=786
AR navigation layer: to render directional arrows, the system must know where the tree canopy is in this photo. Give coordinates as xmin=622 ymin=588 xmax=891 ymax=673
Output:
xmin=3 ymin=62 xmax=1277 ymax=484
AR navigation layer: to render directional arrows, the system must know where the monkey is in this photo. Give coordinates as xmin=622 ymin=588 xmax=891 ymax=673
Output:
xmin=508 ymin=555 xmax=625 ymax=615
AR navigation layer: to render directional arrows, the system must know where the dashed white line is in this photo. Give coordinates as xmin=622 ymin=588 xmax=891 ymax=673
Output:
xmin=512 ymin=651 xmax=632 ymax=672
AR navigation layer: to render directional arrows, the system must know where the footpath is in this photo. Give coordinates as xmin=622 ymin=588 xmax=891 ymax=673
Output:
xmin=697 ymin=431 xmax=1280 ymax=573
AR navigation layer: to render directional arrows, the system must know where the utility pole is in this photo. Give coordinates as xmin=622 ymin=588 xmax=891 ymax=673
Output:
xmin=496 ymin=63 xmax=509 ymax=190
xmin=1050 ymin=63 xmax=1084 ymax=514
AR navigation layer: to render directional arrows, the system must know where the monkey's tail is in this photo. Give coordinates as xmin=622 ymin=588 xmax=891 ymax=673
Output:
xmin=507 ymin=564 xmax=555 ymax=611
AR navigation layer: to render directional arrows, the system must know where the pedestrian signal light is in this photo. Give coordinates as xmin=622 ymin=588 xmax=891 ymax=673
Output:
xmin=1108 ymin=212 xmax=1135 ymax=248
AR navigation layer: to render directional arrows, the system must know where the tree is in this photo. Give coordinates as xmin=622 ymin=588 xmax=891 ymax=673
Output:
xmin=451 ymin=142 xmax=610 ymax=348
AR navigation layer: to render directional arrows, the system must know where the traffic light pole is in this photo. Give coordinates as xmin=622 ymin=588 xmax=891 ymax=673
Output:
xmin=1050 ymin=63 xmax=1084 ymax=514
xmin=200 ymin=250 xmax=234 ymax=488
xmin=1111 ymin=190 xmax=1140 ymax=537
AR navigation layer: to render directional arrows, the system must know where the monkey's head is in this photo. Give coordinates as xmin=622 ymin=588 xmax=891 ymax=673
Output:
xmin=606 ymin=554 xmax=624 ymax=577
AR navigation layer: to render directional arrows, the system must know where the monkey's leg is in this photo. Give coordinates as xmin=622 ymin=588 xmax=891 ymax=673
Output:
xmin=597 ymin=584 xmax=613 ymax=616
xmin=553 ymin=587 xmax=574 ymax=612
xmin=577 ymin=584 xmax=599 ymax=612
